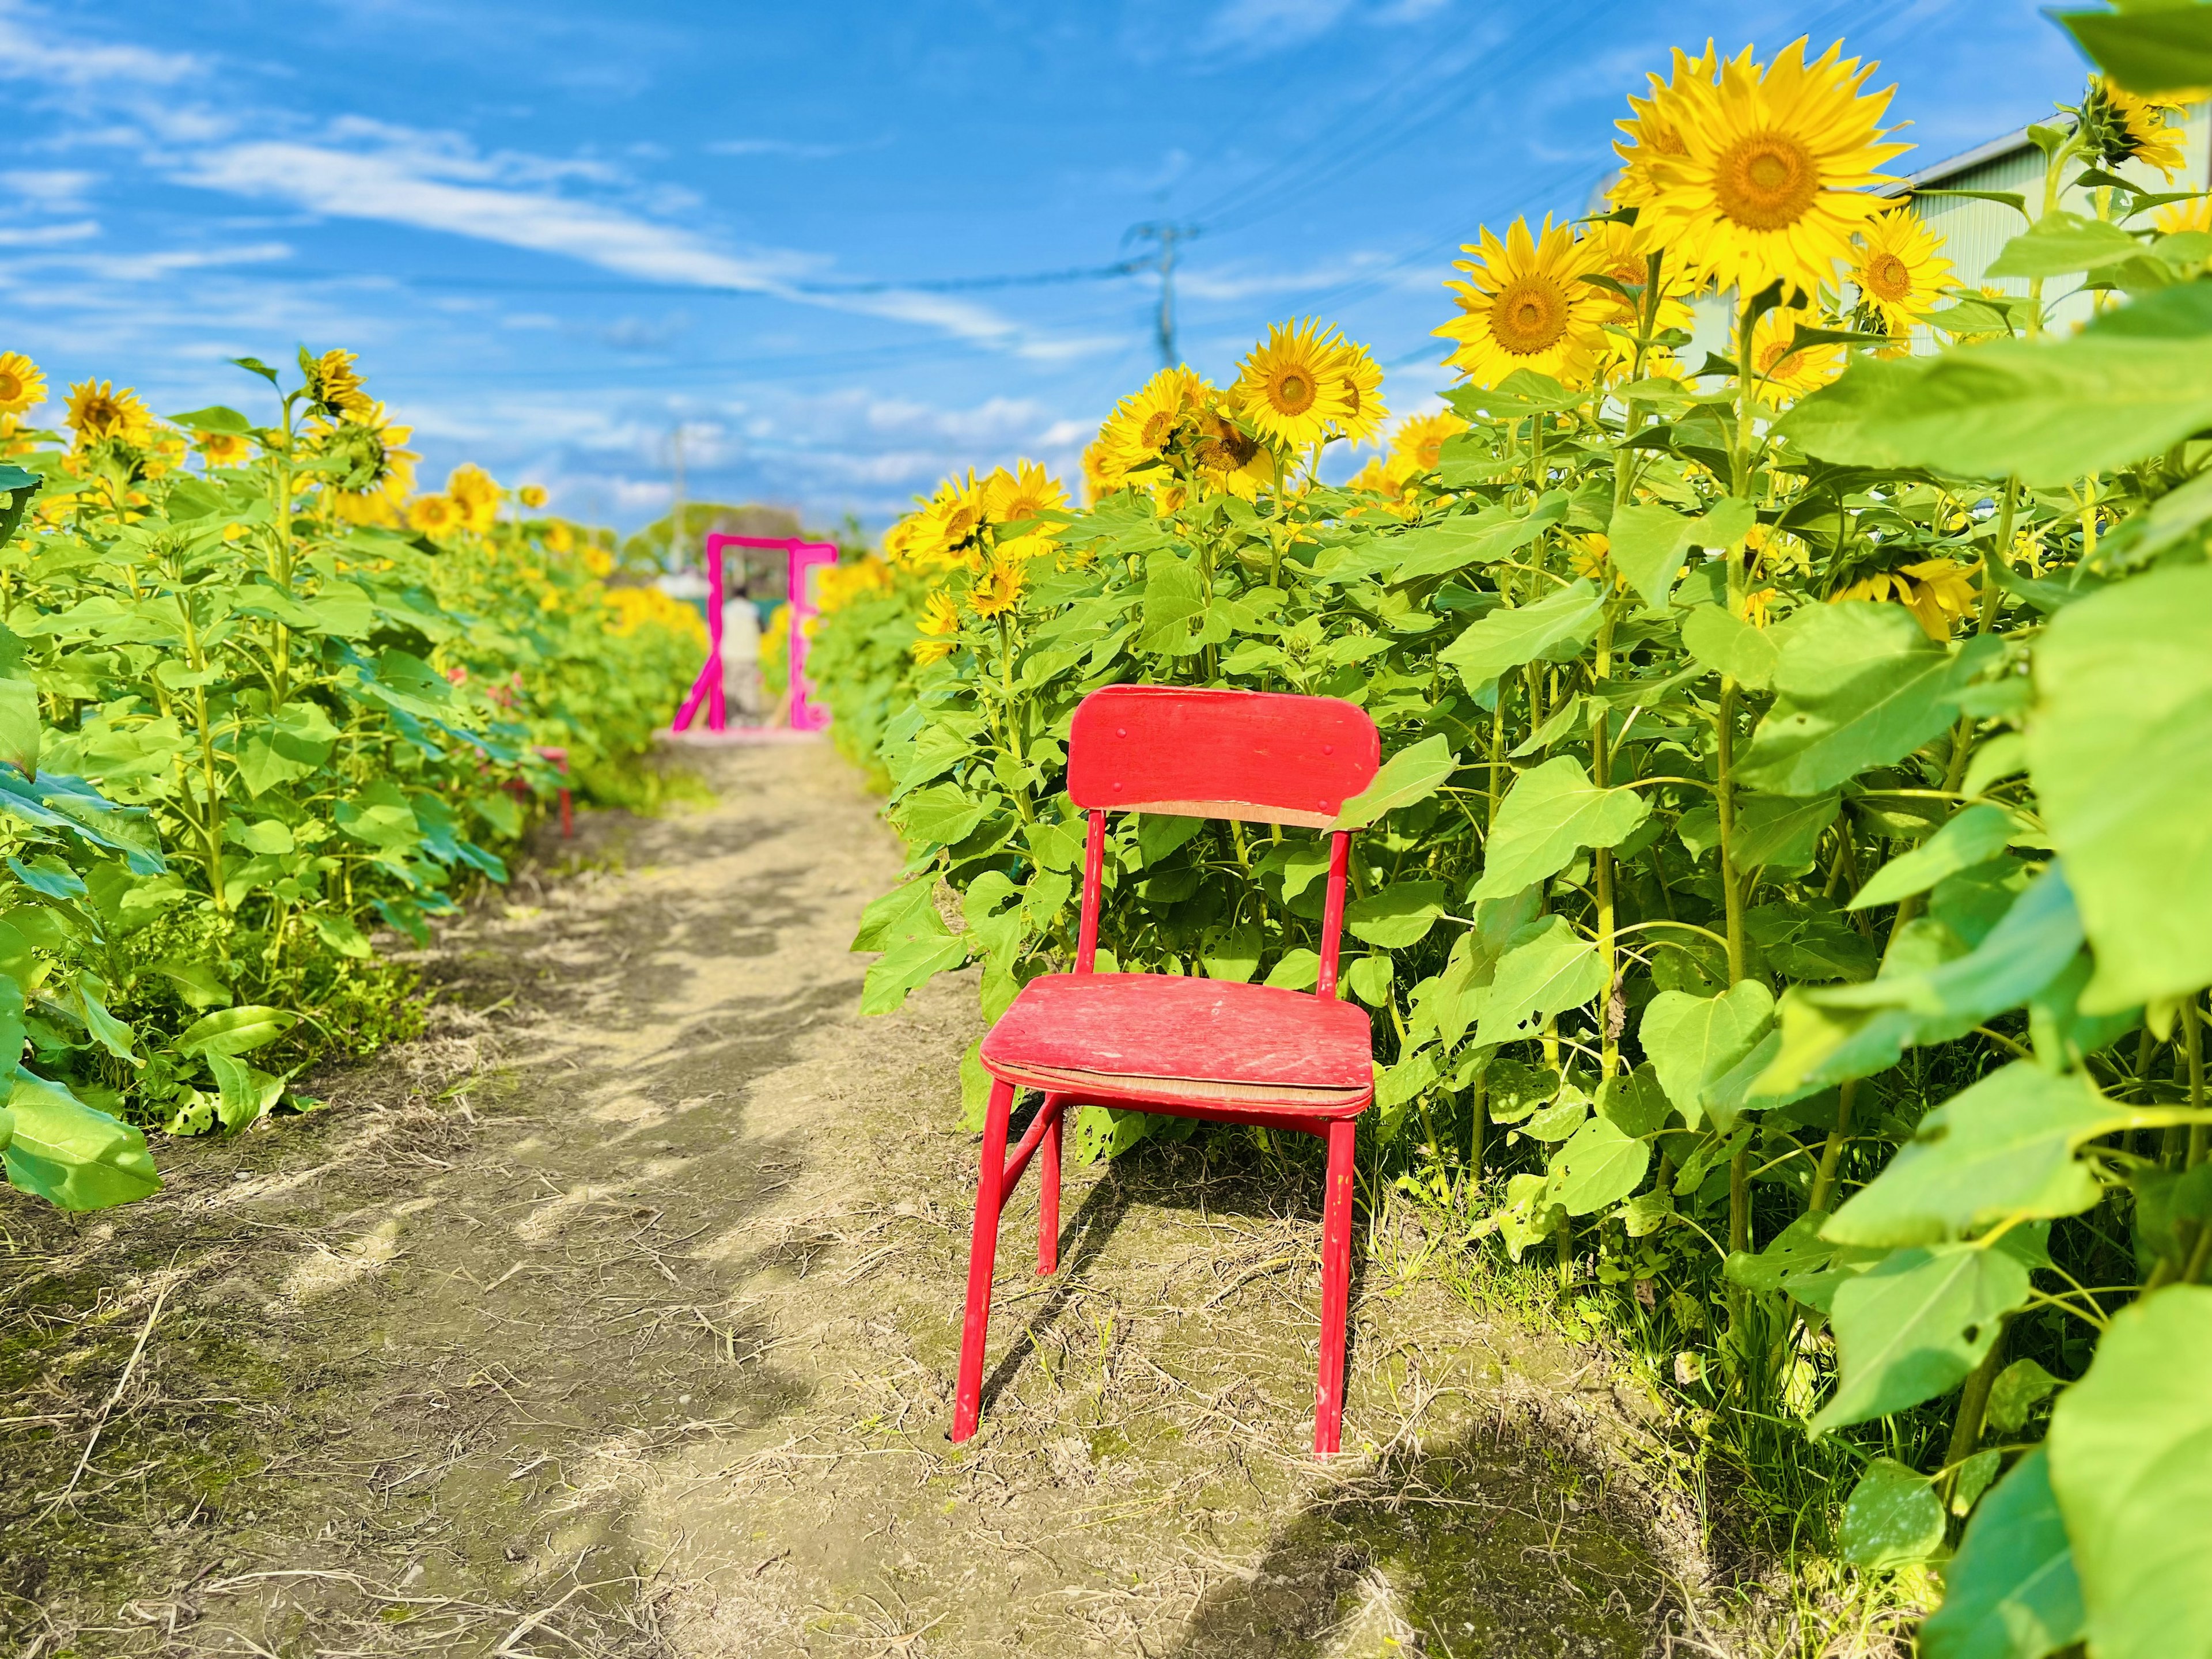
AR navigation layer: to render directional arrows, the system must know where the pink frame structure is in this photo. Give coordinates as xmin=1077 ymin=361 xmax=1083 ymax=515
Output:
xmin=670 ymin=533 xmax=840 ymax=735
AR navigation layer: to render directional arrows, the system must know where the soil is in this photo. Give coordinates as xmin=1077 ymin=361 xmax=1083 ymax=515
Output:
xmin=2 ymin=745 xmax=1715 ymax=1657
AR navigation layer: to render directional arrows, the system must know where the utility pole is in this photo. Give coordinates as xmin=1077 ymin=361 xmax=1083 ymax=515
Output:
xmin=1127 ymin=222 xmax=1200 ymax=369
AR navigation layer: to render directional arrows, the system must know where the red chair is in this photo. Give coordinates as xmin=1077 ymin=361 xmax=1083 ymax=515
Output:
xmin=951 ymin=685 xmax=1380 ymax=1456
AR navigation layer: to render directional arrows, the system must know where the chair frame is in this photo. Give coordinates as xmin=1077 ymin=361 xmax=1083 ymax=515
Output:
xmin=950 ymin=686 xmax=1378 ymax=1457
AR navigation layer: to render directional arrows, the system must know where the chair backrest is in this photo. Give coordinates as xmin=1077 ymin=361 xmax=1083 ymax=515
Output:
xmin=1067 ymin=685 xmax=1379 ymax=829
xmin=1065 ymin=686 xmax=1379 ymax=999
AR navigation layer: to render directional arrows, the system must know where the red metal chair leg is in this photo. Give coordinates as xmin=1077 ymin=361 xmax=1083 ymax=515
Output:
xmin=1314 ymin=1116 xmax=1357 ymax=1456
xmin=953 ymin=1077 xmax=1016 ymax=1442
xmin=1037 ymin=1094 xmax=1063 ymax=1275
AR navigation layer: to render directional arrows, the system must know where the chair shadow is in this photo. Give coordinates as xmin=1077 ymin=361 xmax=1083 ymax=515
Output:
xmin=975 ymin=1159 xmax=1134 ymax=1416
xmin=1159 ymin=1417 xmax=1676 ymax=1657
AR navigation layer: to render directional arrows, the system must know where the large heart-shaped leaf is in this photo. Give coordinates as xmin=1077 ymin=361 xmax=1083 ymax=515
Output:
xmin=1739 ymin=602 xmax=1975 ymax=797
xmin=1470 ymin=755 xmax=1649 ymax=900
xmin=2028 ymin=562 xmax=2212 ymax=1010
xmin=1810 ymin=1234 xmax=2037 ymax=1433
xmin=1823 ymin=1063 xmax=2124 ymax=1248
xmin=2047 ymin=1285 xmax=2212 ymax=1659
xmin=1921 ymin=1448 xmax=2084 ymax=1659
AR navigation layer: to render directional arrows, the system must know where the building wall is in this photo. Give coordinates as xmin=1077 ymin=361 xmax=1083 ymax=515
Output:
xmin=1911 ymin=102 xmax=2209 ymax=333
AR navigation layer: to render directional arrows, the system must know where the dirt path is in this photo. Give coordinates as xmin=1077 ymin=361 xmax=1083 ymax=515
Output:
xmin=5 ymin=747 xmax=1708 ymax=1657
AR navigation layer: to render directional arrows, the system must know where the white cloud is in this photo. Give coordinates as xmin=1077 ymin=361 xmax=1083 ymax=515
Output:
xmin=2 ymin=169 xmax=98 ymax=207
xmin=0 ymin=219 xmax=98 ymax=247
xmin=1177 ymin=252 xmax=1395 ymax=301
xmin=0 ymin=1 xmax=200 ymax=87
xmin=705 ymin=138 xmax=855 ymax=161
xmin=168 ymin=128 xmax=1101 ymax=359
xmin=7 ymin=240 xmax=293 ymax=282
xmin=1205 ymin=0 xmax=1355 ymax=52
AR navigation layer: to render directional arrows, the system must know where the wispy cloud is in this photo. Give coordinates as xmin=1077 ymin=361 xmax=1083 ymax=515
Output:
xmin=704 ymin=137 xmax=863 ymax=161
xmin=1203 ymin=0 xmax=1355 ymax=52
xmin=2 ymin=169 xmax=99 ymax=208
xmin=1177 ymin=252 xmax=1397 ymax=301
xmin=0 ymin=0 xmax=199 ymax=86
xmin=45 ymin=241 xmax=295 ymax=283
xmin=168 ymin=126 xmax=1104 ymax=360
xmin=0 ymin=219 xmax=99 ymax=247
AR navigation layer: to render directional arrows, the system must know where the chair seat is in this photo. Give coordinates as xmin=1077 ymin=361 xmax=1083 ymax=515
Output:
xmin=980 ymin=973 xmax=1374 ymax=1112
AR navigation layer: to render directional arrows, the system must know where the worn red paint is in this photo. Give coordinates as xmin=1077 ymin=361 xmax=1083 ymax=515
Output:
xmin=951 ymin=686 xmax=1380 ymax=1457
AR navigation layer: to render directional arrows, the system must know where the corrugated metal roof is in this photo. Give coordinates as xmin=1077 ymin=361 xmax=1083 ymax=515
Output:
xmin=1887 ymin=128 xmax=2039 ymax=194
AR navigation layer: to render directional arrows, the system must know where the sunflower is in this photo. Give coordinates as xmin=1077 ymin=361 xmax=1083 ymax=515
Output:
xmin=1641 ymin=38 xmax=1910 ymax=300
xmin=1834 ymin=557 xmax=1976 ymax=640
xmin=1099 ymin=366 xmax=1210 ymax=477
xmin=65 ymin=379 xmax=153 ymax=449
xmin=1388 ymin=410 xmax=1468 ymax=475
xmin=547 ymin=521 xmax=576 ymax=555
xmin=1569 ymin=533 xmax=1625 ymax=588
xmin=141 ymin=429 xmax=189 ymax=481
xmin=1329 ymin=339 xmax=1388 ymax=445
xmin=1232 ymin=320 xmax=1353 ymax=450
xmin=1581 ymin=218 xmax=1696 ymax=368
xmin=968 ymin=557 xmax=1027 ymax=621
xmin=408 ymin=494 xmax=463 ymax=536
xmin=2081 ymin=78 xmax=2190 ymax=179
xmin=518 ymin=483 xmax=548 ymax=509
xmin=0 ymin=352 xmax=46 ymax=417
xmin=1749 ymin=305 xmax=1843 ymax=398
xmin=1435 ymin=216 xmax=1610 ymax=389
xmin=914 ymin=472 xmax=987 ymax=570
xmin=1080 ymin=437 xmax=1122 ymax=505
xmin=195 ymin=429 xmax=253 ymax=468
xmin=911 ymin=637 xmax=957 ymax=666
xmin=1191 ymin=402 xmax=1275 ymax=500
xmin=881 ymin=515 xmax=920 ymax=566
xmin=1849 ymin=207 xmax=1955 ymax=334
xmin=301 ymin=348 xmax=374 ymax=420
xmin=918 ymin=588 xmax=961 ymax=638
xmin=324 ymin=405 xmax=419 ymax=525
xmin=1611 ymin=44 xmax=1721 ymax=211
xmin=2155 ymin=193 xmax=2212 ymax=236
xmin=447 ymin=464 xmax=501 ymax=534
xmin=981 ymin=459 xmax=1067 ymax=529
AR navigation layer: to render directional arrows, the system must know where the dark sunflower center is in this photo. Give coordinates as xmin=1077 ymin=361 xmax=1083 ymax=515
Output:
xmin=1865 ymin=251 xmax=1912 ymax=301
xmin=1493 ymin=276 xmax=1570 ymax=356
xmin=1716 ymin=131 xmax=1820 ymax=230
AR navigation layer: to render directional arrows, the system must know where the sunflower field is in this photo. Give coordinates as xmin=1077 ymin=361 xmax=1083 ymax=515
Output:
xmin=0 ymin=348 xmax=700 ymax=1215
xmin=827 ymin=16 xmax=2212 ymax=1656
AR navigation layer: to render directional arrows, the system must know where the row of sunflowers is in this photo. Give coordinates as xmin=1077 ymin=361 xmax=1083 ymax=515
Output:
xmin=821 ymin=21 xmax=2212 ymax=1657
xmin=0 ymin=347 xmax=701 ymax=1213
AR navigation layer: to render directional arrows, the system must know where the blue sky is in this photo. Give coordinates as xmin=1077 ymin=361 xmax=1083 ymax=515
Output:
xmin=1 ymin=0 xmax=2090 ymax=535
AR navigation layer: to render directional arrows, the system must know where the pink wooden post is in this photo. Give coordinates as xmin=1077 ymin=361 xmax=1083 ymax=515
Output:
xmin=669 ymin=536 xmax=729 ymax=734
xmin=671 ymin=535 xmax=838 ymax=736
xmin=784 ymin=539 xmax=839 ymax=732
